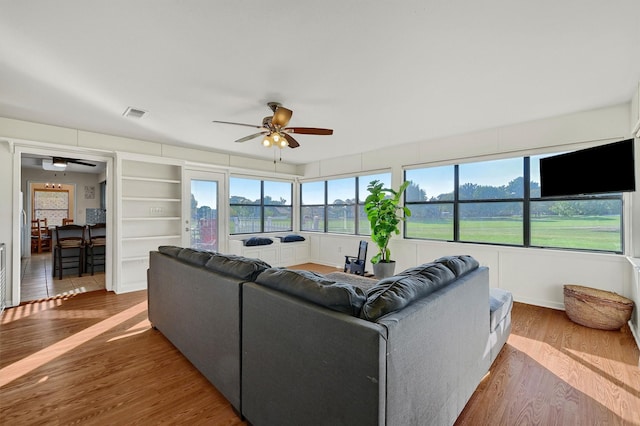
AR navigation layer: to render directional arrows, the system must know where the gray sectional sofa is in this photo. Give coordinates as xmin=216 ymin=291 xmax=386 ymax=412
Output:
xmin=147 ymin=246 xmax=512 ymax=426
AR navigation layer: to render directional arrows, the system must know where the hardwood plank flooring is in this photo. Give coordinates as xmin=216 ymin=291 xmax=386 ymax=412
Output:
xmin=1 ymin=263 xmax=639 ymax=425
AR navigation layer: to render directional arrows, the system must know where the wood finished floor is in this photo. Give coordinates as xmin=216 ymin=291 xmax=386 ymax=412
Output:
xmin=1 ymin=262 xmax=639 ymax=425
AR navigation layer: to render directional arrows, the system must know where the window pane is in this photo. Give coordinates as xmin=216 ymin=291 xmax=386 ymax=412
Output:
xmin=328 ymin=177 xmax=355 ymax=205
xmin=530 ymin=199 xmax=621 ymax=251
xmin=358 ymin=173 xmax=391 ymax=203
xmin=405 ymin=166 xmax=455 ymax=202
xmin=301 ymin=206 xmax=325 ymax=231
xmin=459 ymin=158 xmax=523 ymax=200
xmin=301 ymin=181 xmax=325 ymax=205
xmin=327 ymin=204 xmax=356 ymax=234
xmin=358 ymin=205 xmax=370 ymax=235
xmin=191 ymin=179 xmax=218 ymax=252
xmin=405 ymin=204 xmax=454 ymax=240
xmin=264 ymin=180 xmax=291 ymax=205
xmin=229 ymin=205 xmax=261 ymax=234
xmin=264 ymin=206 xmax=292 ymax=232
xmin=459 ymin=202 xmax=523 ymax=244
xmin=230 ymin=177 xmax=260 ymax=204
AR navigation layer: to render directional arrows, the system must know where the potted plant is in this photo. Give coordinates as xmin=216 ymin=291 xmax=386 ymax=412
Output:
xmin=364 ymin=179 xmax=411 ymax=278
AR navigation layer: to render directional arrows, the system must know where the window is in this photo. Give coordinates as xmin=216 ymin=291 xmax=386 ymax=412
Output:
xmin=405 ymin=155 xmax=624 ymax=253
xmin=327 ymin=177 xmax=355 ymax=234
xmin=301 ymin=172 xmax=391 ymax=234
xmin=229 ymin=177 xmax=292 ymax=234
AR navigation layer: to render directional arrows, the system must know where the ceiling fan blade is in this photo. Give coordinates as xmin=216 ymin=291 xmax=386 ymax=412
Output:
xmin=283 ymin=127 xmax=333 ymax=135
xmin=272 ymin=107 xmax=293 ymax=127
xmin=283 ymin=133 xmax=300 ymax=148
xmin=61 ymin=157 xmax=96 ymax=167
xmin=235 ymin=132 xmax=267 ymax=143
xmin=212 ymin=120 xmax=263 ymax=129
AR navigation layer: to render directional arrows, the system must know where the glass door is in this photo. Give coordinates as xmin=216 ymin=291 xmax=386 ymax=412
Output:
xmin=183 ymin=170 xmax=226 ymax=252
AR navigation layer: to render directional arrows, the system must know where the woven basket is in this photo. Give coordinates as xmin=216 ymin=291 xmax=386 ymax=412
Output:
xmin=563 ymin=284 xmax=634 ymax=330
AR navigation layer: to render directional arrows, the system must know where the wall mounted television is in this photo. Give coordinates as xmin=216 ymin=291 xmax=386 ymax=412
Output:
xmin=539 ymin=138 xmax=636 ymax=197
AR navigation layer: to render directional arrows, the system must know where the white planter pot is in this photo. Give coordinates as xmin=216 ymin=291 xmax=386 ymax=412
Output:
xmin=372 ymin=261 xmax=396 ymax=279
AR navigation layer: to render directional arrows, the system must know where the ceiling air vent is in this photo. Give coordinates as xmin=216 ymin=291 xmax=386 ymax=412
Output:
xmin=123 ymin=106 xmax=147 ymax=118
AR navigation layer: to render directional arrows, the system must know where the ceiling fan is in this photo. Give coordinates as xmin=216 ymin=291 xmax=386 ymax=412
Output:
xmin=49 ymin=157 xmax=96 ymax=167
xmin=213 ymin=102 xmax=333 ymax=149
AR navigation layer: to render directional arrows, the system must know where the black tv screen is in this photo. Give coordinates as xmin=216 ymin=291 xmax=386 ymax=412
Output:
xmin=539 ymin=138 xmax=636 ymax=197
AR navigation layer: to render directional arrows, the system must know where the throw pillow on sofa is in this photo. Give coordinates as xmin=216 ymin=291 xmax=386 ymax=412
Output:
xmin=205 ymin=253 xmax=271 ymax=281
xmin=158 ymin=245 xmax=183 ymax=258
xmin=434 ymin=255 xmax=479 ymax=277
xmin=177 ymin=248 xmax=216 ymax=266
xmin=360 ymin=263 xmax=456 ymax=321
xmin=255 ymin=268 xmax=367 ymax=317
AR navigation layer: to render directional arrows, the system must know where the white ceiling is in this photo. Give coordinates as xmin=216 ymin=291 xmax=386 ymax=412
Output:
xmin=1 ymin=1 xmax=639 ymax=165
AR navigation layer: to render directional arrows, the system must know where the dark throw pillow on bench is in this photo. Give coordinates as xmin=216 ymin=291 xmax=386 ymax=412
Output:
xmin=243 ymin=237 xmax=273 ymax=246
xmin=278 ymin=234 xmax=306 ymax=243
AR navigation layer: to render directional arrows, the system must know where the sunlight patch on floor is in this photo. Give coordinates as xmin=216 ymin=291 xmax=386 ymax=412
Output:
xmin=0 ymin=300 xmax=147 ymax=387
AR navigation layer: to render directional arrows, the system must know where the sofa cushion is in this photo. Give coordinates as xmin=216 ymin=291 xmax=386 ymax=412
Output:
xmin=279 ymin=234 xmax=306 ymax=243
xmin=434 ymin=255 xmax=479 ymax=277
xmin=255 ymin=268 xmax=366 ymax=316
xmin=205 ymin=253 xmax=271 ymax=281
xmin=177 ymin=248 xmax=215 ymax=266
xmin=361 ymin=263 xmax=456 ymax=321
xmin=489 ymin=288 xmax=513 ymax=332
xmin=158 ymin=245 xmax=183 ymax=257
xmin=243 ymin=237 xmax=273 ymax=246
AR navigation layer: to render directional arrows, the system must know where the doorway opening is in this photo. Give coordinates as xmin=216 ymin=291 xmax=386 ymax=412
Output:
xmin=18 ymin=151 xmax=111 ymax=303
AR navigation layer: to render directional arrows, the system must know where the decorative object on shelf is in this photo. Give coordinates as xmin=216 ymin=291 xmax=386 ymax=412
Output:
xmin=213 ymin=102 xmax=333 ymax=149
xmin=364 ymin=180 xmax=411 ymax=279
xmin=563 ymin=284 xmax=634 ymax=330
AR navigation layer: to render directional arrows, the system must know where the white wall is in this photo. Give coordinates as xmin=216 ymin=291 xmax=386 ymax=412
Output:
xmin=301 ymin=102 xmax=637 ymax=310
xmin=0 ymin=102 xmax=637 ymax=311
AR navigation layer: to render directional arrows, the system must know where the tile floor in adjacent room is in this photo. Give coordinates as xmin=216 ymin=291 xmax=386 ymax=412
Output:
xmin=20 ymin=252 xmax=105 ymax=302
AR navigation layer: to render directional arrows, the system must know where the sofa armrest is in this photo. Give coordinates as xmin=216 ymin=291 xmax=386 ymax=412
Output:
xmin=376 ymin=266 xmax=491 ymax=425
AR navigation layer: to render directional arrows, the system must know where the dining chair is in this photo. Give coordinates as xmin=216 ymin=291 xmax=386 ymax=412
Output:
xmin=85 ymin=223 xmax=106 ymax=275
xmin=53 ymin=224 xmax=86 ymax=279
xmin=62 ymin=218 xmax=74 ymax=225
xmin=30 ymin=218 xmax=52 ymax=254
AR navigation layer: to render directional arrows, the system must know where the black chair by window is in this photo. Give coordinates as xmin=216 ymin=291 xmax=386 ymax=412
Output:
xmin=53 ymin=224 xmax=86 ymax=280
xmin=85 ymin=223 xmax=106 ymax=275
xmin=344 ymin=240 xmax=368 ymax=276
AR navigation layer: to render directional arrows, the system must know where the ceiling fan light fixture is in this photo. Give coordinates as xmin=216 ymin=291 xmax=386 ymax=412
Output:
xmin=262 ymin=134 xmax=273 ymax=147
xmin=52 ymin=157 xmax=67 ymax=167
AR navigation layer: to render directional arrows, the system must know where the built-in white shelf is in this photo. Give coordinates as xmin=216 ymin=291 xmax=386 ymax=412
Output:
xmin=117 ymin=159 xmax=183 ymax=294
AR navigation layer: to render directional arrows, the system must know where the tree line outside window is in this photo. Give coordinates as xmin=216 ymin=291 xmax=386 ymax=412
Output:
xmin=229 ymin=177 xmax=293 ymax=234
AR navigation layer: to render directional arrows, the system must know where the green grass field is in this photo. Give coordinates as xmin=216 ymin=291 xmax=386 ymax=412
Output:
xmin=406 ymin=215 xmax=621 ymax=251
